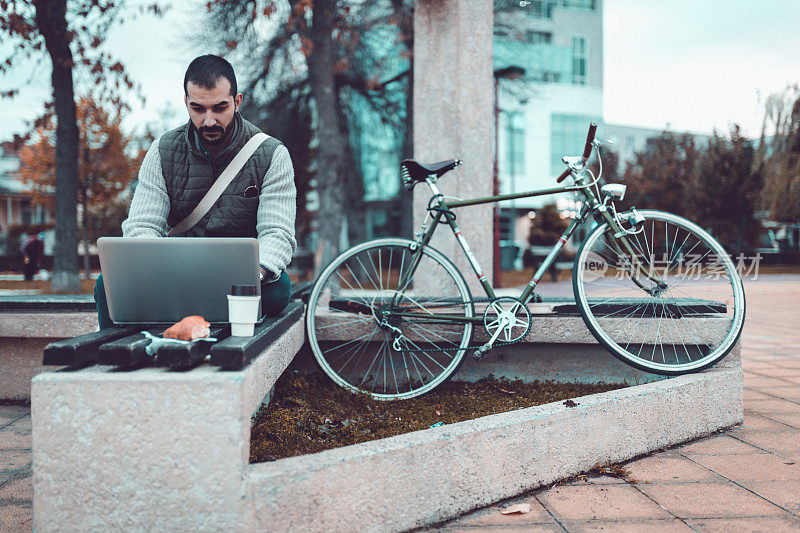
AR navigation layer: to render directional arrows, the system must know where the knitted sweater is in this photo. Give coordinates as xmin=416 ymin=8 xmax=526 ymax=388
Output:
xmin=121 ymin=135 xmax=297 ymax=280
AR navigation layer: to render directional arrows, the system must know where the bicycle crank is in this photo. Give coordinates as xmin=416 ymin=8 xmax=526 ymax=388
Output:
xmin=474 ymin=296 xmax=532 ymax=359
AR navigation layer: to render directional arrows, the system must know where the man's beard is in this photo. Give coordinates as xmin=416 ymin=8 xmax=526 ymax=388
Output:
xmin=199 ymin=121 xmax=234 ymax=146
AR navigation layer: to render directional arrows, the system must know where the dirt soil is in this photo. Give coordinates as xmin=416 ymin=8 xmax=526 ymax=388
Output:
xmin=249 ymin=371 xmax=626 ymax=463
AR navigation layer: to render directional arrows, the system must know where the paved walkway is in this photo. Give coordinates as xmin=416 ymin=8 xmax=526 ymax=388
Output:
xmin=433 ymin=275 xmax=800 ymax=532
xmin=1 ymin=276 xmax=798 ymax=531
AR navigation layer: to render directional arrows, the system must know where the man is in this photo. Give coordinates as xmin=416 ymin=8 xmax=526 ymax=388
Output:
xmin=94 ymin=54 xmax=296 ymax=329
xmin=21 ymin=232 xmax=45 ymax=282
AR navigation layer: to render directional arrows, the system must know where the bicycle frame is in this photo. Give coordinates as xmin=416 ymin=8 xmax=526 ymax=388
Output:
xmin=390 ymin=170 xmax=663 ymax=326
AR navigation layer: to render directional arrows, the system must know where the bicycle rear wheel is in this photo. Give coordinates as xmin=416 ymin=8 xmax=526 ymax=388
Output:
xmin=306 ymin=238 xmax=474 ymax=400
xmin=573 ymin=210 xmax=745 ymax=374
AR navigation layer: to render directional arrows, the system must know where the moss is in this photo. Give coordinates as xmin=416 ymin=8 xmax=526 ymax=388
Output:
xmin=249 ymin=371 xmax=626 ymax=463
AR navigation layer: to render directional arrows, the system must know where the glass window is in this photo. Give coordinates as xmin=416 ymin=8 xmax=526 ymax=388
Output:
xmin=571 ymin=36 xmax=587 ymax=85
xmin=506 ymin=112 xmax=526 ymax=184
xmin=525 ymin=31 xmax=552 ymax=44
xmin=551 ymin=114 xmax=602 ymax=173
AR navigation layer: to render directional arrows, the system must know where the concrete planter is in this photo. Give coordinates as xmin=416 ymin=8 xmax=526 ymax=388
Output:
xmin=246 ymin=355 xmax=742 ymax=532
xmin=31 ymin=315 xmax=742 ymax=531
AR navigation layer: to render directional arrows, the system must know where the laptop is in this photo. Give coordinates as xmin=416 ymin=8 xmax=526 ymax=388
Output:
xmin=97 ymin=237 xmax=261 ymax=325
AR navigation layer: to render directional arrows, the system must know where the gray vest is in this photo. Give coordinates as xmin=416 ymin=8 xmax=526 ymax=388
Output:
xmin=159 ymin=114 xmax=281 ymax=237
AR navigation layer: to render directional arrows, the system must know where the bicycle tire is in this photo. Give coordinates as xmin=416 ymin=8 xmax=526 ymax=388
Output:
xmin=306 ymin=238 xmax=474 ymax=400
xmin=572 ymin=209 xmax=745 ymax=375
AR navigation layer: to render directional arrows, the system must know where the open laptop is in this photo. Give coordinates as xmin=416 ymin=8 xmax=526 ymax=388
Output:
xmin=97 ymin=237 xmax=261 ymax=325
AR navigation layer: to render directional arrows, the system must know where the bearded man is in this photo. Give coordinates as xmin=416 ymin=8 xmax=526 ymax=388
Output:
xmin=94 ymin=54 xmax=296 ymax=329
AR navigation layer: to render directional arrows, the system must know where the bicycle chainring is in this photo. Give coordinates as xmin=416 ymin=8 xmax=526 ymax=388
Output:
xmin=482 ymin=296 xmax=532 ymax=344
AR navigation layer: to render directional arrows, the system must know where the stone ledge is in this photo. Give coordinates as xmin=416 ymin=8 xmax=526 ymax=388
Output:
xmin=0 ymin=312 xmax=98 ymax=338
xmin=246 ymin=362 xmax=743 ymax=532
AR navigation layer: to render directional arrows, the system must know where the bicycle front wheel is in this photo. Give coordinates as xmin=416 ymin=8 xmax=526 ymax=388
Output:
xmin=573 ymin=210 xmax=745 ymax=374
xmin=306 ymin=238 xmax=474 ymax=400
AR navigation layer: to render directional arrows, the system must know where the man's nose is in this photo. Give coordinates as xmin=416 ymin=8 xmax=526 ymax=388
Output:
xmin=203 ymin=113 xmax=216 ymax=127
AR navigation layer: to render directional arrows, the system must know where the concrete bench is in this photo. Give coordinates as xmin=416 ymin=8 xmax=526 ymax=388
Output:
xmin=32 ymin=302 xmax=306 ymax=531
xmin=30 ymin=295 xmax=742 ymax=531
xmin=0 ymin=295 xmax=97 ymax=400
xmin=1 ymin=282 xmax=315 ymax=400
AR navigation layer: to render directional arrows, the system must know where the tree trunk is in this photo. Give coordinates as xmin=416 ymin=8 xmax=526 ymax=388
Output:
xmin=81 ymin=186 xmax=90 ymax=280
xmin=307 ymin=0 xmax=349 ymax=267
xmin=34 ymin=0 xmax=81 ymax=292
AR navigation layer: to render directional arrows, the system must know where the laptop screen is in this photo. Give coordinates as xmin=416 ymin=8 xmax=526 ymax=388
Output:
xmin=98 ymin=237 xmax=260 ymax=324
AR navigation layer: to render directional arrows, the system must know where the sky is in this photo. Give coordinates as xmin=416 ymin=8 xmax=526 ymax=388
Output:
xmin=1 ymin=0 xmax=799 ymax=141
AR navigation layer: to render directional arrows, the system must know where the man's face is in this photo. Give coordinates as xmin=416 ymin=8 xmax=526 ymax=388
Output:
xmin=185 ymin=78 xmax=243 ymax=146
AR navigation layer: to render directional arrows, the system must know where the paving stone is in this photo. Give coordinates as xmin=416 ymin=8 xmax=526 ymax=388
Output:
xmin=745 ymin=399 xmax=800 ymax=415
xmin=442 ymin=525 xmax=563 ymax=532
xmin=0 ymin=471 xmax=33 ymax=532
xmin=764 ymin=386 xmax=800 ymax=402
xmin=762 ymin=410 xmax=800 ymax=428
xmin=623 ymin=454 xmax=725 ymax=483
xmin=685 ymin=516 xmax=800 ymax=532
xmin=0 ymin=430 xmax=29 ymax=451
xmin=536 ymin=485 xmax=671 ymax=522
xmin=0 ymin=448 xmax=31 ymax=471
xmin=738 ymin=412 xmax=795 ymax=431
xmin=636 ymin=481 xmax=785 ymax=519
xmin=688 ymin=453 xmax=800 ymax=482
xmin=443 ymin=497 xmax=555 ymax=528
xmin=741 ymin=480 xmax=800 ymax=514
xmin=675 ymin=434 xmax=762 ymax=456
xmin=569 ymin=475 xmax=626 ymax=485
xmin=742 ymin=388 xmax=776 ymax=401
xmin=732 ymin=429 xmax=800 ymax=456
xmin=748 ymin=367 xmax=800 ymax=378
xmin=0 ymin=406 xmax=29 ymax=425
xmin=0 ymin=504 xmax=32 ymax=533
xmin=745 ymin=376 xmax=796 ymax=389
xmin=561 ymin=519 xmax=693 ymax=532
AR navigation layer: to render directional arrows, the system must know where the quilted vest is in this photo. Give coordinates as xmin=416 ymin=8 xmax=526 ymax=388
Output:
xmin=158 ymin=114 xmax=281 ymax=237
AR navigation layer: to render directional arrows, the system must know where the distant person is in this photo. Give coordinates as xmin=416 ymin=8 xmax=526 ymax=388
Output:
xmin=21 ymin=232 xmax=45 ymax=282
xmin=93 ymin=54 xmax=296 ymax=329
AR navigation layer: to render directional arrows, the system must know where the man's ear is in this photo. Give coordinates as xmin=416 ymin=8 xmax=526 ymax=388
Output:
xmin=184 ymin=95 xmax=189 ymax=109
xmin=235 ymin=93 xmax=243 ymax=111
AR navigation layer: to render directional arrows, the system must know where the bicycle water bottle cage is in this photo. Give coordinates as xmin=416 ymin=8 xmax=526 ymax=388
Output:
xmin=400 ymin=158 xmax=462 ymax=189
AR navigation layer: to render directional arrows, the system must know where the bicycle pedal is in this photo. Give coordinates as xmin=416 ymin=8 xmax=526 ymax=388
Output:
xmin=473 ymin=344 xmax=492 ymax=359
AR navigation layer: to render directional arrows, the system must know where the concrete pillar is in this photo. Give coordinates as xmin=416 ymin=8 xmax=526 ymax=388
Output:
xmin=413 ymin=0 xmax=494 ymax=294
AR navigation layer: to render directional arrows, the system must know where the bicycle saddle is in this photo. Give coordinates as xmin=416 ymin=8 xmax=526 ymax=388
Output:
xmin=400 ymin=158 xmax=462 ymax=189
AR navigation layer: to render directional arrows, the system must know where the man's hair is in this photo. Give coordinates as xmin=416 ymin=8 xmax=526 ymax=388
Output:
xmin=184 ymin=54 xmax=237 ymax=96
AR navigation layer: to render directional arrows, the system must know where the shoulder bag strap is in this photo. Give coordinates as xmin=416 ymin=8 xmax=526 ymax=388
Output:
xmin=167 ymin=132 xmax=269 ymax=237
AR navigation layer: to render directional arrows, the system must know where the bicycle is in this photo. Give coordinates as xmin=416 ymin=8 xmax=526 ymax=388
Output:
xmin=306 ymin=123 xmax=746 ymax=400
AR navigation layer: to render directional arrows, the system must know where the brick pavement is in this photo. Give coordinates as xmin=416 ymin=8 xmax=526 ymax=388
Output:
xmin=1 ymin=275 xmax=798 ymax=532
xmin=434 ymin=275 xmax=800 ymax=532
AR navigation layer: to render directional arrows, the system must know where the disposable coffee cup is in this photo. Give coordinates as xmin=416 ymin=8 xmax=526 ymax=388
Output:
xmin=228 ymin=284 xmax=260 ymax=337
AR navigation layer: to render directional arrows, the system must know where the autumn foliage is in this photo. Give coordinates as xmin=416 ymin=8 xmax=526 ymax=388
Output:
xmin=17 ymin=97 xmax=144 ymax=231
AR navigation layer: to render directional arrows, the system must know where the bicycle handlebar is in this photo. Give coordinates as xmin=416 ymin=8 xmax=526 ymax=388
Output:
xmin=556 ymin=122 xmax=597 ymax=183
xmin=581 ymin=122 xmax=597 ymax=162
xmin=556 ymin=168 xmax=571 ymax=183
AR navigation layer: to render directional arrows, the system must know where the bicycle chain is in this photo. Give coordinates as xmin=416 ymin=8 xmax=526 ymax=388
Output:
xmin=388 ymin=297 xmax=535 ymax=354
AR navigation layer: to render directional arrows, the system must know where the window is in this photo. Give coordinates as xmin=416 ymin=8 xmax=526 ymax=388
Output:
xmin=525 ymin=0 xmax=595 ymax=18
xmin=525 ymin=31 xmax=552 ymax=44
xmin=564 ymin=0 xmax=595 ymax=9
xmin=571 ymin=36 xmax=587 ymax=85
xmin=506 ymin=112 xmax=526 ymax=184
xmin=551 ymin=114 xmax=602 ymax=173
